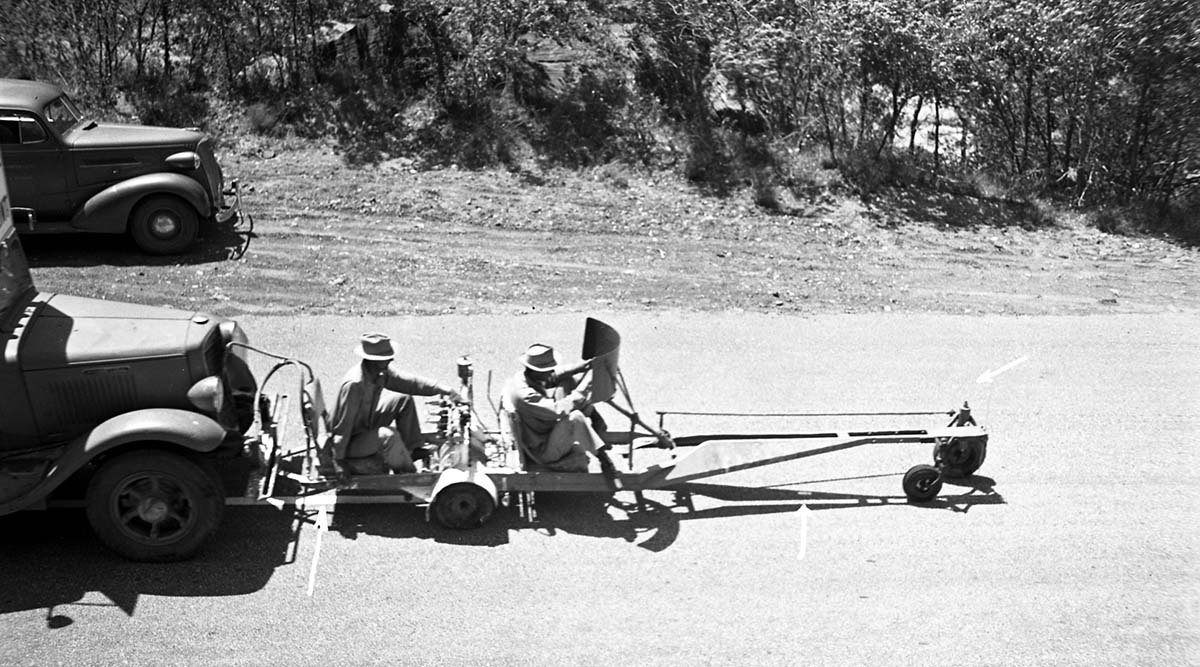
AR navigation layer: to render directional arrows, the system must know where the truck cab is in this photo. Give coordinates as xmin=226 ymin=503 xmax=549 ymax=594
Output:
xmin=0 ymin=150 xmax=257 ymax=561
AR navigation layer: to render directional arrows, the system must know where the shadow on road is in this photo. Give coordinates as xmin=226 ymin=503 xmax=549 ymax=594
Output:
xmin=330 ymin=474 xmax=1004 ymax=553
xmin=0 ymin=506 xmax=294 ymax=624
xmin=684 ymin=473 xmax=1005 ymax=514
xmin=328 ymin=491 xmax=684 ymax=553
xmin=21 ymin=217 xmax=254 ymax=268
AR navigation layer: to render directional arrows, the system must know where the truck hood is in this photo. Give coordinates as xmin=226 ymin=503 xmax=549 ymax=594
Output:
xmin=20 ymin=293 xmax=216 ymax=370
xmin=66 ymin=122 xmax=204 ymax=149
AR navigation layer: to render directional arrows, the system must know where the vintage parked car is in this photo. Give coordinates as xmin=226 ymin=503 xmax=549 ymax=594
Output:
xmin=0 ymin=150 xmax=258 ymax=560
xmin=0 ymin=78 xmax=239 ymax=254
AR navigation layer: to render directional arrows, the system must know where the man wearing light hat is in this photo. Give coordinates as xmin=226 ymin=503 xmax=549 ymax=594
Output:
xmin=329 ymin=333 xmax=464 ymax=477
xmin=502 ymin=343 xmax=613 ymax=475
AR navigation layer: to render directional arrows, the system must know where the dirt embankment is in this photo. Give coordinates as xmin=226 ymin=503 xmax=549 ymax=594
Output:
xmin=22 ymin=146 xmax=1200 ymax=317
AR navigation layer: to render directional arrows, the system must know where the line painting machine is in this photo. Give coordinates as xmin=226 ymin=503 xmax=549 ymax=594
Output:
xmin=240 ymin=318 xmax=990 ymax=529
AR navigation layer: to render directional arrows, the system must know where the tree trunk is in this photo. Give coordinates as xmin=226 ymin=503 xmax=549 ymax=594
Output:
xmin=1042 ymin=79 xmax=1056 ymax=180
xmin=1020 ymin=64 xmax=1033 ymax=174
xmin=933 ymin=96 xmax=941 ymax=172
xmin=162 ymin=1 xmax=172 ymax=80
xmin=909 ymin=95 xmax=924 ymax=154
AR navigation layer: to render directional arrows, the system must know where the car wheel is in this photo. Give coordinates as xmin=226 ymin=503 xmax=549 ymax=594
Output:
xmin=130 ymin=196 xmax=199 ymax=255
xmin=85 ymin=450 xmax=224 ymax=562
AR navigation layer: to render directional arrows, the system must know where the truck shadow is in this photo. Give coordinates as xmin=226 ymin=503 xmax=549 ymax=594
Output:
xmin=20 ymin=219 xmax=253 ymax=267
xmin=0 ymin=506 xmax=294 ymax=623
xmin=328 ymin=474 xmax=1005 ymax=554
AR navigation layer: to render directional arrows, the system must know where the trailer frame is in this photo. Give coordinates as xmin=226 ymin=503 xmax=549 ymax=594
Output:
xmin=233 ymin=331 xmax=989 ymax=530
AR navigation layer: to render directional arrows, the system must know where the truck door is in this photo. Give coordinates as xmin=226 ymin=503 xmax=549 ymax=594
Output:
xmin=0 ymin=111 xmax=71 ymax=223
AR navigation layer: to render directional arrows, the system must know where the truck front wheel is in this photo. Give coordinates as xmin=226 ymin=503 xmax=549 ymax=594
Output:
xmin=86 ymin=450 xmax=224 ymax=562
xmin=130 ymin=196 xmax=199 ymax=255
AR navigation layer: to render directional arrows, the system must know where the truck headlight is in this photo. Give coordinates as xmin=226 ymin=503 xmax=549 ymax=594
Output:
xmin=187 ymin=376 xmax=225 ymax=414
xmin=219 ymin=320 xmax=247 ymax=345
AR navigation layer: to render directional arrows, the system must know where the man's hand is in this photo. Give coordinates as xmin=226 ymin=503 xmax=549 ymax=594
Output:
xmin=332 ymin=459 xmax=350 ymax=482
xmin=549 ymin=357 xmax=595 ymax=387
xmin=444 ymin=388 xmax=466 ymax=404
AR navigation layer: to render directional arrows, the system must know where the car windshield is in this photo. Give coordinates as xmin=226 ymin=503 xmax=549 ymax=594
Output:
xmin=42 ymin=94 xmax=84 ymax=134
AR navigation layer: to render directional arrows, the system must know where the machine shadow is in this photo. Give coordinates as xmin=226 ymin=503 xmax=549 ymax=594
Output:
xmin=0 ymin=506 xmax=295 ymax=623
xmin=685 ymin=473 xmax=1006 ymax=513
xmin=327 ymin=492 xmax=679 ymax=552
xmin=328 ymin=474 xmax=1004 ymax=553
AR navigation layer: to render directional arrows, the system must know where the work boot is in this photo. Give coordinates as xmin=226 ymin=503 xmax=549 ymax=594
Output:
xmin=596 ymin=449 xmax=619 ymax=490
xmin=589 ymin=411 xmax=609 ymax=438
xmin=410 ymin=445 xmax=436 ymax=464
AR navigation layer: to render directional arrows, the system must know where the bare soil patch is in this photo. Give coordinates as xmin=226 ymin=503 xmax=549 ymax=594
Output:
xmin=23 ymin=146 xmax=1200 ymax=317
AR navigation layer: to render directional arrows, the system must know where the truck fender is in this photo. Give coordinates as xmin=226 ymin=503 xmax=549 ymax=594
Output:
xmin=71 ymin=173 xmax=210 ymax=233
xmin=0 ymin=409 xmax=226 ymax=516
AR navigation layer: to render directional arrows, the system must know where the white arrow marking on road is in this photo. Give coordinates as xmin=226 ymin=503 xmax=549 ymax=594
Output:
xmin=798 ymin=504 xmax=810 ymax=561
xmin=976 ymin=355 xmax=1029 ymax=384
xmin=306 ymin=505 xmax=328 ymax=597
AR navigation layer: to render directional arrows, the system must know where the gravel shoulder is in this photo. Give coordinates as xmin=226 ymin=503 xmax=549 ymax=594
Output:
xmin=20 ymin=146 xmax=1200 ymax=318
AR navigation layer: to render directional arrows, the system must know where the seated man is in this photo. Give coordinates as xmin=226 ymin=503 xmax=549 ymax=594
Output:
xmin=503 ymin=343 xmax=614 ymax=477
xmin=329 ymin=333 xmax=463 ymax=477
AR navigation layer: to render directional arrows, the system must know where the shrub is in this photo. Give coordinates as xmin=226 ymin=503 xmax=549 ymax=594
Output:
xmin=245 ymin=103 xmax=279 ymax=134
xmin=128 ymin=74 xmax=210 ymax=129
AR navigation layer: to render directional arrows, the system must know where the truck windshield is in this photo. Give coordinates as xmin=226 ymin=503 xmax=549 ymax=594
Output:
xmin=42 ymin=95 xmax=84 ymax=134
xmin=0 ymin=231 xmax=35 ymax=324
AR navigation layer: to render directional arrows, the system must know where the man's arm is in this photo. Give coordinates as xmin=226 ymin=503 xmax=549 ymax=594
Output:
xmin=327 ymin=380 xmax=360 ymax=463
xmin=383 ymin=364 xmax=463 ymax=402
xmin=549 ymin=357 xmax=593 ymax=388
xmin=512 ymin=383 xmax=589 ymax=426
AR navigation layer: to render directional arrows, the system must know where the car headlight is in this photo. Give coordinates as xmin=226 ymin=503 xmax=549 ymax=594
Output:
xmin=187 ymin=376 xmax=225 ymax=414
xmin=166 ymin=151 xmax=201 ymax=170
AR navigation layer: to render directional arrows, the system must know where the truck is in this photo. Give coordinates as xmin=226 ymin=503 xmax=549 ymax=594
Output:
xmin=0 ymin=149 xmax=258 ymax=561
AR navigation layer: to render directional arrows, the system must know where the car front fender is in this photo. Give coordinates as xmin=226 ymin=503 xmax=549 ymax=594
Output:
xmin=0 ymin=409 xmax=226 ymax=516
xmin=71 ymin=173 xmax=211 ymax=233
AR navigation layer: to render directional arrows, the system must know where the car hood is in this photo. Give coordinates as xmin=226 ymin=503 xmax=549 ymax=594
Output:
xmin=66 ymin=123 xmax=204 ymax=149
xmin=19 ymin=293 xmax=216 ymax=370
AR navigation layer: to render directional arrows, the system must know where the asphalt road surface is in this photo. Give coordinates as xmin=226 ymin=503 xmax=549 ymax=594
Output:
xmin=2 ymin=312 xmax=1196 ymax=666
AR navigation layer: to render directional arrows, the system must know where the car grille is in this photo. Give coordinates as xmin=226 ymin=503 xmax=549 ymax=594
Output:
xmin=197 ymin=138 xmax=224 ymax=213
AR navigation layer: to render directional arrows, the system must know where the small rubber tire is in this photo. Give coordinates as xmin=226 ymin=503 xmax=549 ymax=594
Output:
xmin=130 ymin=195 xmax=199 ymax=255
xmin=86 ymin=450 xmax=224 ymax=562
xmin=903 ymin=464 xmax=943 ymax=503
xmin=934 ymin=436 xmax=987 ymax=478
xmin=430 ymin=482 xmax=495 ymax=530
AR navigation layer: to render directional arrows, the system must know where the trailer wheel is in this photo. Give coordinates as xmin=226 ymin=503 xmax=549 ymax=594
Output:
xmin=86 ymin=450 xmax=224 ymax=561
xmin=903 ymin=464 xmax=943 ymax=503
xmin=430 ymin=482 xmax=495 ymax=529
xmin=934 ymin=436 xmax=987 ymax=478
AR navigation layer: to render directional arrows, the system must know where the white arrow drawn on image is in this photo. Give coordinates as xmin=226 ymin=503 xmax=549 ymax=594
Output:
xmin=976 ymin=355 xmax=1029 ymax=384
xmin=307 ymin=505 xmax=328 ymax=597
